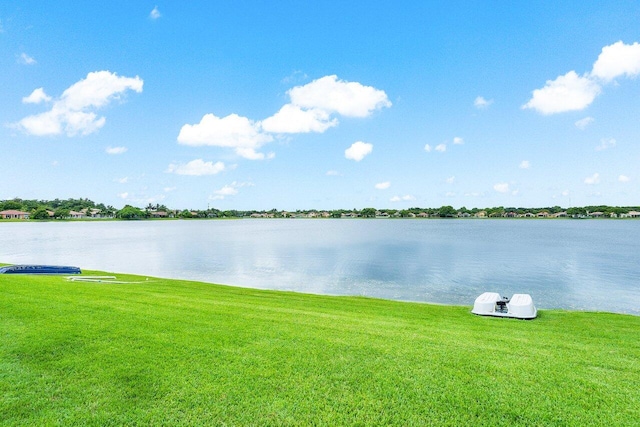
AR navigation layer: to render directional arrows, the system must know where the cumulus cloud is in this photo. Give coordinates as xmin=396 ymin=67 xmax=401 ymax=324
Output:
xmin=474 ymin=96 xmax=493 ymax=109
xmin=591 ymin=41 xmax=640 ymax=82
xmin=446 ymin=176 xmax=456 ymax=184
xmin=118 ymin=192 xmax=129 ymax=199
xmin=178 ymin=113 xmax=273 ymax=160
xmin=106 ymin=146 xmax=127 ymax=155
xmin=453 ymin=137 xmax=464 ymax=145
xmin=209 ymin=181 xmax=253 ymax=200
xmin=15 ymin=71 xmax=143 ymax=136
xmin=493 ymin=183 xmax=510 ymax=193
xmin=116 ymin=177 xmax=128 ymax=184
xmin=435 ymin=143 xmax=447 ymax=152
xmin=390 ymin=195 xmax=415 ymax=202
xmin=164 ymin=186 xmax=176 ymax=192
xmin=288 ymin=75 xmax=391 ymax=117
xmin=522 ymin=71 xmax=601 ymax=114
xmin=375 ymin=181 xmax=390 ymax=190
xmin=424 ymin=144 xmax=432 ymax=152
xmin=575 ymin=116 xmax=594 ymax=130
xmin=524 ymin=41 xmax=640 ymax=115
xmin=345 ymin=141 xmax=373 ymax=161
xmin=326 ymin=170 xmax=340 ymax=176
xmin=519 ymin=160 xmax=531 ymax=169
xmin=180 ymin=75 xmax=389 ymax=159
xmin=596 ymin=137 xmax=616 ymax=151
xmin=260 ymin=104 xmax=337 ymax=133
xmin=618 ymin=175 xmax=630 ymax=183
xmin=150 ymin=6 xmax=161 ymax=19
xmin=584 ymin=173 xmax=600 ymax=185
xmin=166 ymin=159 xmax=226 ymax=176
xmin=22 ymin=88 xmax=51 ymax=104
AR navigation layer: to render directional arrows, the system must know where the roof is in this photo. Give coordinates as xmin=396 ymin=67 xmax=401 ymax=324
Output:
xmin=0 ymin=210 xmax=30 ymax=215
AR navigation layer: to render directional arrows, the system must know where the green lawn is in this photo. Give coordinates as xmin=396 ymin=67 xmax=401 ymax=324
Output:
xmin=1 ymin=271 xmax=639 ymax=426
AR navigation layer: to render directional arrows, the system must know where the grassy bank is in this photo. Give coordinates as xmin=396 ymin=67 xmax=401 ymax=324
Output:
xmin=1 ymin=271 xmax=639 ymax=426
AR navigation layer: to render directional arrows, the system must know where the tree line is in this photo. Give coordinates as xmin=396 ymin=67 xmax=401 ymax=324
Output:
xmin=1 ymin=198 xmax=639 ymax=220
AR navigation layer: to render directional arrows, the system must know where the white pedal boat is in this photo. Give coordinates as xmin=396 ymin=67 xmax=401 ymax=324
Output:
xmin=472 ymin=292 xmax=537 ymax=319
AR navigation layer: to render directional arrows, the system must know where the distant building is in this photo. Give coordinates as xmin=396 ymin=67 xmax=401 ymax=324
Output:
xmin=0 ymin=210 xmax=30 ymax=219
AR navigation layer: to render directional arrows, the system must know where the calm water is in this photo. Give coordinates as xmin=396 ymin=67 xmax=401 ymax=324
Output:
xmin=1 ymin=219 xmax=638 ymax=315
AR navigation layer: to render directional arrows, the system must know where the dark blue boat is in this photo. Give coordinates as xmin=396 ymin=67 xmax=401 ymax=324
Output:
xmin=0 ymin=265 xmax=81 ymax=275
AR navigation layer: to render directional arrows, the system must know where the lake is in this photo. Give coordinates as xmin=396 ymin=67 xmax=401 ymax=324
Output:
xmin=1 ymin=219 xmax=638 ymax=315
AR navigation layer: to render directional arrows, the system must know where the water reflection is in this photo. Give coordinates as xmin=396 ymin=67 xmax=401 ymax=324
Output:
xmin=0 ymin=219 xmax=638 ymax=314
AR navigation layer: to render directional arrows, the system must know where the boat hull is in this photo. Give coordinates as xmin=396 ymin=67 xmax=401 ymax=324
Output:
xmin=472 ymin=292 xmax=537 ymax=319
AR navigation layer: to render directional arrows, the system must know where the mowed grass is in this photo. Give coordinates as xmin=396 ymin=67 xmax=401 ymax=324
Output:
xmin=1 ymin=271 xmax=639 ymax=426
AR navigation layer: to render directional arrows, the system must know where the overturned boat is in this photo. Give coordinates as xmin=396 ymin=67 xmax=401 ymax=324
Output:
xmin=472 ymin=292 xmax=537 ymax=319
xmin=0 ymin=264 xmax=81 ymax=275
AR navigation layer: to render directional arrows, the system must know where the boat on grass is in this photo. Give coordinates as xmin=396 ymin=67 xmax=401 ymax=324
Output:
xmin=472 ymin=292 xmax=537 ymax=319
xmin=0 ymin=264 xmax=81 ymax=275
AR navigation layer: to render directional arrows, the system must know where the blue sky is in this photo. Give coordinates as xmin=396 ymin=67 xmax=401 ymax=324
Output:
xmin=2 ymin=1 xmax=640 ymax=210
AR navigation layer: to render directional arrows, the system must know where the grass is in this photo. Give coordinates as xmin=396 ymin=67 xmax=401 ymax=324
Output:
xmin=1 ymin=270 xmax=639 ymax=426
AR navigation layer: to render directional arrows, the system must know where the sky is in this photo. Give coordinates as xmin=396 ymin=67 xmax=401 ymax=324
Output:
xmin=1 ymin=1 xmax=640 ymax=210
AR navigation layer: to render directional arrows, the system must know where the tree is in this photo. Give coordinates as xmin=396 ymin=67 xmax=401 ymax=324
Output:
xmin=116 ymin=205 xmax=145 ymax=219
xmin=438 ymin=205 xmax=457 ymax=218
xmin=1 ymin=200 xmax=23 ymax=211
xmin=31 ymin=207 xmax=50 ymax=220
xmin=361 ymin=208 xmax=377 ymax=218
xmin=54 ymin=208 xmax=70 ymax=219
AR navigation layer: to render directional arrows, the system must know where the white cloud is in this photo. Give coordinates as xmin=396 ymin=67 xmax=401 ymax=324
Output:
xmin=164 ymin=186 xmax=177 ymax=192
xmin=178 ymin=75 xmax=389 ymax=159
xmin=524 ymin=41 xmax=640 ymax=116
xmin=435 ymin=143 xmax=446 ymax=152
xmin=22 ymin=88 xmax=51 ymax=104
xmin=493 ymin=183 xmax=510 ymax=193
xmin=178 ymin=113 xmax=273 ymax=160
xmin=596 ymin=137 xmax=616 ymax=151
xmin=618 ymin=175 xmax=630 ymax=183
xmin=591 ymin=41 xmax=640 ymax=82
xmin=561 ymin=190 xmax=570 ymax=197
xmin=166 ymin=159 xmax=226 ymax=176
xmin=390 ymin=195 xmax=415 ymax=202
xmin=16 ymin=71 xmax=143 ymax=136
xmin=424 ymin=144 xmax=432 ymax=152
xmin=214 ymin=185 xmax=237 ymax=197
xmin=209 ymin=181 xmax=253 ymax=200
xmin=150 ymin=6 xmax=161 ymax=19
xmin=445 ymin=192 xmax=456 ymax=197
xmin=19 ymin=53 xmax=36 ymax=65
xmin=446 ymin=176 xmax=455 ymax=184
xmin=260 ymin=104 xmax=337 ymax=134
xmin=326 ymin=170 xmax=340 ymax=176
xmin=474 ymin=96 xmax=493 ymax=109
xmin=288 ymin=75 xmax=391 ymax=118
xmin=375 ymin=181 xmax=390 ymax=190
xmin=106 ymin=146 xmax=127 ymax=155
xmin=453 ymin=137 xmax=464 ymax=145
xmin=118 ymin=192 xmax=129 ymax=199
xmin=584 ymin=173 xmax=600 ymax=185
xmin=519 ymin=160 xmax=531 ymax=169
xmin=522 ymin=71 xmax=601 ymax=114
xmin=116 ymin=177 xmax=128 ymax=184
xmin=345 ymin=141 xmax=373 ymax=161
xmin=575 ymin=116 xmax=594 ymax=130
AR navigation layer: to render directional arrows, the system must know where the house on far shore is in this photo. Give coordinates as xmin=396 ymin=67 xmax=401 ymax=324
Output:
xmin=68 ymin=210 xmax=86 ymax=219
xmin=0 ymin=210 xmax=30 ymax=219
